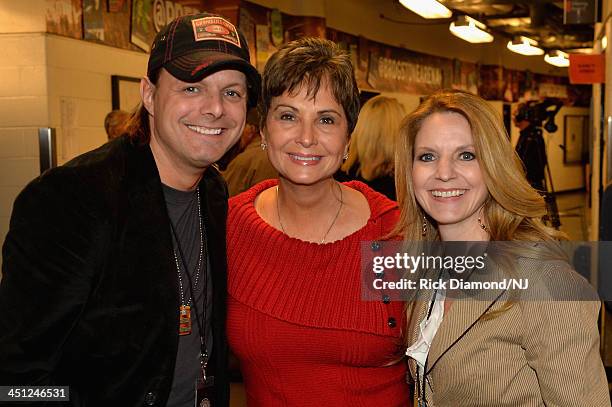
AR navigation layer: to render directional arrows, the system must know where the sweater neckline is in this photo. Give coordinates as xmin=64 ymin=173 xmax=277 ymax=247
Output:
xmin=231 ymin=179 xmax=397 ymax=246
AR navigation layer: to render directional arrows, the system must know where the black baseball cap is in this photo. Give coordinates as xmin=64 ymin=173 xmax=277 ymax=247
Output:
xmin=147 ymin=13 xmax=261 ymax=108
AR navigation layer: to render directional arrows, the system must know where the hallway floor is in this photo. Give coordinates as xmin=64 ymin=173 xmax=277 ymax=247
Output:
xmin=554 ymin=189 xmax=589 ymax=240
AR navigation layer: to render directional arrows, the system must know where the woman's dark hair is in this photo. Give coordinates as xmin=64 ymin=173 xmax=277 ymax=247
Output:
xmin=258 ymin=37 xmax=360 ymax=134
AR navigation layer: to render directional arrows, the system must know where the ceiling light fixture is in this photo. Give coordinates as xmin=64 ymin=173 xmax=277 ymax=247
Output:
xmin=449 ymin=15 xmax=494 ymax=43
xmin=544 ymin=50 xmax=570 ymax=67
xmin=398 ymin=0 xmax=452 ymax=19
xmin=507 ymin=36 xmax=544 ymax=56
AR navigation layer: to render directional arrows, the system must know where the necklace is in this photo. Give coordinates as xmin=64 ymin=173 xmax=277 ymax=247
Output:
xmin=168 ymin=186 xmax=211 ymax=397
xmin=171 ymin=187 xmax=204 ymax=336
xmin=276 ymin=182 xmax=343 ymax=244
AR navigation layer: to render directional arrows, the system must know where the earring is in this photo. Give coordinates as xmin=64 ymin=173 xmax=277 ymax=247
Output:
xmin=421 ymin=216 xmax=428 ymax=237
xmin=260 ymin=142 xmax=267 ymax=151
xmin=343 ymin=152 xmax=349 ymax=161
xmin=478 ymin=216 xmax=488 ymax=232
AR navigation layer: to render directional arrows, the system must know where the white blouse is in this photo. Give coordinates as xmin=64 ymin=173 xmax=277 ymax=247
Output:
xmin=405 ymin=289 xmax=446 ymax=374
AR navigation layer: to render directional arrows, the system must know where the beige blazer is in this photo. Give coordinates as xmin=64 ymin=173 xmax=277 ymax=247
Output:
xmin=406 ymin=258 xmax=610 ymax=407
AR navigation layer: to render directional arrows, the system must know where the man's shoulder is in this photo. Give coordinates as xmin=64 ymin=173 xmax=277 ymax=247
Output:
xmin=17 ymin=136 xmax=145 ymax=211
xmin=62 ymin=135 xmax=134 ymax=175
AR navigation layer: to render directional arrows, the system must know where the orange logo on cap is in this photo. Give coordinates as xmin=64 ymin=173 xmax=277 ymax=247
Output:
xmin=205 ymin=24 xmax=230 ymax=35
xmin=191 ymin=16 xmax=241 ymax=48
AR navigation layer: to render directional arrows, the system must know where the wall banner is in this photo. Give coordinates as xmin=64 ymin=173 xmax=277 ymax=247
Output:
xmin=367 ymin=53 xmax=445 ymax=94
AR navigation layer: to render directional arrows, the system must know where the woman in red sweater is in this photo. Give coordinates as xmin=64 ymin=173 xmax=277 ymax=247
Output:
xmin=226 ymin=37 xmax=410 ymax=406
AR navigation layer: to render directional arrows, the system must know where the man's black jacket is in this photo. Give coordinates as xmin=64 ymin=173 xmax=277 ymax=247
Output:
xmin=0 ymin=136 xmax=230 ymax=406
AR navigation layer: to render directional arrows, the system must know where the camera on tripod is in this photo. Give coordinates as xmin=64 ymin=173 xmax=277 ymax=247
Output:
xmin=515 ymin=99 xmax=563 ymax=133
xmin=514 ymin=98 xmax=564 ymax=229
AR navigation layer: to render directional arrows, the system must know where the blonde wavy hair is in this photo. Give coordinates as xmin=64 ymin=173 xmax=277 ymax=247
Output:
xmin=395 ymin=90 xmax=568 ymax=327
xmin=341 ymin=96 xmax=406 ymax=180
xmin=395 ymin=89 xmax=565 ymax=243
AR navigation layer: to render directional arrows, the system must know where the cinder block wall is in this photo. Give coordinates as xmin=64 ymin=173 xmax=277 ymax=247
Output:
xmin=45 ymin=35 xmax=147 ymax=164
xmin=0 ymin=33 xmax=48 ymax=262
xmin=0 ymin=32 xmax=147 ymax=267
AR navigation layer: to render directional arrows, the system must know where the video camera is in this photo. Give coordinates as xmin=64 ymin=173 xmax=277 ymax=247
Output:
xmin=514 ymin=98 xmax=564 ymax=230
xmin=515 ymin=98 xmax=563 ymax=133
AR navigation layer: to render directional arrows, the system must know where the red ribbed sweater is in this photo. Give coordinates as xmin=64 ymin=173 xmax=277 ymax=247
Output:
xmin=227 ymin=180 xmax=410 ymax=407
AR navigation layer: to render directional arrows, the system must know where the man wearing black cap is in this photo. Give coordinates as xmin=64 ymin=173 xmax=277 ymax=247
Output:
xmin=0 ymin=13 xmax=259 ymax=407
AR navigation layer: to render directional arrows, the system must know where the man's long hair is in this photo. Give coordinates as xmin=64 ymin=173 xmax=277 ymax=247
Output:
xmin=123 ymin=70 xmax=161 ymax=145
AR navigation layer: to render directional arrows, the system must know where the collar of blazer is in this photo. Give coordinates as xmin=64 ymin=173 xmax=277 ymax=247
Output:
xmin=407 ymin=262 xmax=508 ymax=376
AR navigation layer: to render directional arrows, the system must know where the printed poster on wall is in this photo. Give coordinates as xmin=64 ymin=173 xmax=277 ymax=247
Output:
xmin=451 ymin=59 xmax=479 ymax=95
xmin=270 ymin=9 xmax=284 ymax=47
xmin=255 ymin=24 xmax=274 ymax=72
xmin=100 ymin=1 xmax=132 ymax=49
xmin=131 ymin=0 xmax=154 ymax=51
xmin=46 ymin=0 xmax=82 ymax=39
xmin=84 ymin=0 xmax=105 ymax=41
xmin=131 ymin=0 xmax=202 ymax=52
xmin=239 ymin=8 xmax=257 ymax=67
xmin=478 ymin=65 xmax=503 ymax=100
xmin=283 ymin=15 xmax=326 ymax=42
xmin=334 ymin=30 xmax=368 ymax=90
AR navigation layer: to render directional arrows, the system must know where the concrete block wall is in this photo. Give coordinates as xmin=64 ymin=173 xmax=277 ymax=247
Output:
xmin=544 ymin=106 xmax=588 ymax=192
xmin=0 ymin=33 xmax=48 ymax=262
xmin=0 ymin=33 xmax=148 ymax=265
xmin=45 ymin=35 xmax=147 ymax=164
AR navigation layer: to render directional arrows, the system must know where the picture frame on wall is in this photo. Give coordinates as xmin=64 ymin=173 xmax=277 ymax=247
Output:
xmin=111 ymin=75 xmax=141 ymax=112
xmin=563 ymin=115 xmax=588 ymax=164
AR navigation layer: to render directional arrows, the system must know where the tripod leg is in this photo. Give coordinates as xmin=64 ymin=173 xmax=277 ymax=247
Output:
xmin=544 ymin=163 xmax=561 ymax=229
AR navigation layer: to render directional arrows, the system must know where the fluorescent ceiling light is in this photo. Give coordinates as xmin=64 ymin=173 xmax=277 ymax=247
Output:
xmin=449 ymin=16 xmax=494 ymax=43
xmin=486 ymin=17 xmax=531 ymax=28
xmin=399 ymin=0 xmax=452 ymax=19
xmin=507 ymin=36 xmax=544 ymax=56
xmin=544 ymin=50 xmax=569 ymax=67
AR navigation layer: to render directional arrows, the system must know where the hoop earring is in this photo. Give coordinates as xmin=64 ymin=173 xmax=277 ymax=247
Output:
xmin=421 ymin=216 xmax=428 ymax=237
xmin=478 ymin=216 xmax=489 ymax=232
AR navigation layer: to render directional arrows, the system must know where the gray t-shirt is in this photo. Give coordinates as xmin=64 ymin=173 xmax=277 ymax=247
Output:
xmin=163 ymin=184 xmax=213 ymax=407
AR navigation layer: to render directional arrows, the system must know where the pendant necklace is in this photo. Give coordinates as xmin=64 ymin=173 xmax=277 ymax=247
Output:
xmin=169 ymin=186 xmax=212 ymax=405
xmin=170 ymin=187 xmax=204 ymax=336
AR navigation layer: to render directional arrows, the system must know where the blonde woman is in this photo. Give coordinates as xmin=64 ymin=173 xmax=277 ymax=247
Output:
xmin=395 ymin=89 xmax=609 ymax=406
xmin=337 ymin=95 xmax=405 ymax=200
